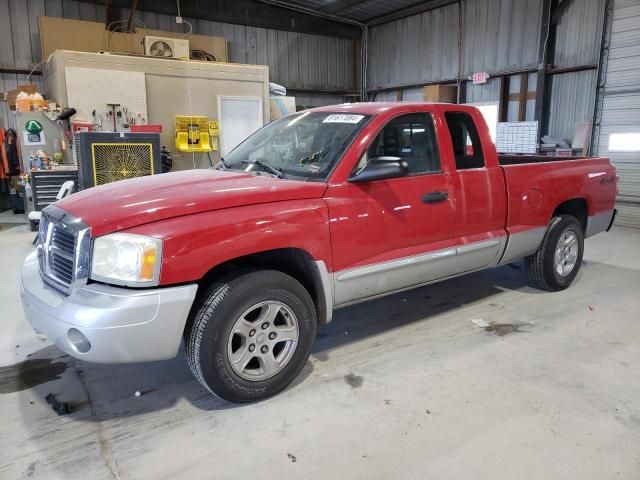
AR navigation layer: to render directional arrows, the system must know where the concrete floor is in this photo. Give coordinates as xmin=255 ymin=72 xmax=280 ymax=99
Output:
xmin=0 ymin=210 xmax=638 ymax=479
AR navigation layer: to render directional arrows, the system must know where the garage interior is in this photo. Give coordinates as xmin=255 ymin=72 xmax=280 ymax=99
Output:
xmin=1 ymin=0 xmax=639 ymax=478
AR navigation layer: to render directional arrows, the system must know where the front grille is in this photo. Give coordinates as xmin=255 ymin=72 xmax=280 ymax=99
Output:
xmin=37 ymin=206 xmax=91 ymax=294
xmin=49 ymin=227 xmax=76 ymax=285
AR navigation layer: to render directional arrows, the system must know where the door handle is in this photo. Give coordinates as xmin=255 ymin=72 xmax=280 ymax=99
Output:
xmin=422 ymin=191 xmax=448 ymax=204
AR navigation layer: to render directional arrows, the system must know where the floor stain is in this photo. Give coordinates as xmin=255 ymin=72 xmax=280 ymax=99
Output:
xmin=0 ymin=358 xmax=67 ymax=394
xmin=313 ymin=351 xmax=329 ymax=362
xmin=483 ymin=322 xmax=524 ymax=336
xmin=344 ymin=373 xmax=364 ymax=389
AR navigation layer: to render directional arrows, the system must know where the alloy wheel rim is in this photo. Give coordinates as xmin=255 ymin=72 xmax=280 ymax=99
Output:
xmin=227 ymin=301 xmax=299 ymax=381
xmin=554 ymin=230 xmax=579 ymax=277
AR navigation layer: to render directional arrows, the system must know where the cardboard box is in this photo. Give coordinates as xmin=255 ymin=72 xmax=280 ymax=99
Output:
xmin=5 ymin=85 xmax=39 ymax=110
xmin=270 ymin=96 xmax=296 ymax=121
xmin=422 ymin=84 xmax=458 ymax=103
xmin=38 ymin=16 xmax=228 ymax=63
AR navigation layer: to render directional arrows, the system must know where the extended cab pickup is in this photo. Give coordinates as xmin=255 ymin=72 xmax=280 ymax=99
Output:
xmin=20 ymin=103 xmax=617 ymax=402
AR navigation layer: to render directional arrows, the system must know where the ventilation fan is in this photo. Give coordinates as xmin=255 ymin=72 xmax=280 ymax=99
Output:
xmin=143 ymin=36 xmax=190 ymax=59
xmin=149 ymin=40 xmax=173 ymax=57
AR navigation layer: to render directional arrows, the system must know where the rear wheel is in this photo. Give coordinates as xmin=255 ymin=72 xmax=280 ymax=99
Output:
xmin=525 ymin=214 xmax=584 ymax=291
xmin=185 ymin=270 xmax=316 ymax=403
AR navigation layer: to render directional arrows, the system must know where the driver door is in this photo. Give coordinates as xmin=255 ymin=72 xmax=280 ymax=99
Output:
xmin=325 ymin=112 xmax=456 ymax=306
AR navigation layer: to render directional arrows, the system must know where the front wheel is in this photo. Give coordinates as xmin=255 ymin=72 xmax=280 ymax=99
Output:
xmin=185 ymin=270 xmax=317 ymax=403
xmin=525 ymin=214 xmax=584 ymax=291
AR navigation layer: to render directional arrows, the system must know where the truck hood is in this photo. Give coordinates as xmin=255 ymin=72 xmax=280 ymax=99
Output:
xmin=56 ymin=169 xmax=327 ymax=237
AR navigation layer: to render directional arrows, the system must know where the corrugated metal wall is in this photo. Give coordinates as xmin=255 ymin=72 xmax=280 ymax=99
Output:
xmin=547 ymin=0 xmax=606 ymax=139
xmin=461 ymin=0 xmax=542 ymax=76
xmin=367 ymin=0 xmax=543 ymax=91
xmin=367 ymin=3 xmax=460 ymax=90
xmin=0 ymin=0 xmax=355 ymax=130
xmin=548 ymin=69 xmax=599 ymax=139
xmin=295 ymin=93 xmax=346 ymax=108
xmin=466 ymin=77 xmax=501 ymax=103
xmin=595 ymin=0 xmax=640 ymax=227
xmin=1 ymin=0 xmax=622 ymax=159
xmin=554 ymin=0 xmax=606 ymax=67
xmin=367 ymin=0 xmax=607 ymax=141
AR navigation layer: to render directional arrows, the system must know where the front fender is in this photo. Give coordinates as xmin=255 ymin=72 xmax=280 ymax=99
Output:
xmin=125 ymin=199 xmax=332 ymax=286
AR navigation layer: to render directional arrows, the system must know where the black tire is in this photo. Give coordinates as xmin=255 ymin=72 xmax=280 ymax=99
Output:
xmin=525 ymin=214 xmax=584 ymax=291
xmin=184 ymin=270 xmax=317 ymax=403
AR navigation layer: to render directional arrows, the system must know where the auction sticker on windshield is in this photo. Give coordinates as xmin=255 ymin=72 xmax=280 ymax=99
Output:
xmin=322 ymin=114 xmax=365 ymax=124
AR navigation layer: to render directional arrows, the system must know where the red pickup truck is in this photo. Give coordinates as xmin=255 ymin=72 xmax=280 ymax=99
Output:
xmin=21 ymin=103 xmax=617 ymax=402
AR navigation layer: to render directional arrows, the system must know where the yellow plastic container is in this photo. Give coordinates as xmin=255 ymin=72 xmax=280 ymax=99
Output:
xmin=175 ymin=116 xmax=212 ymax=153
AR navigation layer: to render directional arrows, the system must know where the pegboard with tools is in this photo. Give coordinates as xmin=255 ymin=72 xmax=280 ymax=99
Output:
xmin=94 ymin=104 xmax=146 ymax=132
xmin=65 ymin=67 xmax=148 ymax=133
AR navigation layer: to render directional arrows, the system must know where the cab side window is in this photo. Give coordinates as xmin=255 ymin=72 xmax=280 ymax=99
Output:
xmin=364 ymin=113 xmax=440 ymax=175
xmin=444 ymin=112 xmax=485 ymax=170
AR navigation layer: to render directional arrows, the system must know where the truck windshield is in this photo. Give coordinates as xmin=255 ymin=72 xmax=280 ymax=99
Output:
xmin=223 ymin=111 xmax=371 ymax=181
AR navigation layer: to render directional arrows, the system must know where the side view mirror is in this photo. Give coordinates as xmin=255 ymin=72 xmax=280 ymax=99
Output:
xmin=348 ymin=156 xmax=409 ymax=183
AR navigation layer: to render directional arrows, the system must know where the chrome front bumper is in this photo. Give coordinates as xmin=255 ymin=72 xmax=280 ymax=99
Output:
xmin=20 ymin=251 xmax=198 ymax=363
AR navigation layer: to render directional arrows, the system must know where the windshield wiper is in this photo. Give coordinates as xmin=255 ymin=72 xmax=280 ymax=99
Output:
xmin=215 ymin=157 xmax=231 ymax=170
xmin=241 ymin=160 xmax=285 ymax=178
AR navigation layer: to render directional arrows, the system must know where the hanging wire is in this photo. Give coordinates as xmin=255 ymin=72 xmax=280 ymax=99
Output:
xmin=104 ymin=19 xmax=148 ymax=51
xmin=182 ymin=19 xmax=193 ymax=39
xmin=190 ymin=49 xmax=217 ymax=62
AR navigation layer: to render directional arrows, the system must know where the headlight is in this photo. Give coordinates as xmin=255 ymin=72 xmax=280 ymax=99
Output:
xmin=90 ymin=233 xmax=162 ymax=286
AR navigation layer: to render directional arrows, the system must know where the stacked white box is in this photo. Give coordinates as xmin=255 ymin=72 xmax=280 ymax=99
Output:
xmin=496 ymin=121 xmax=538 ymax=153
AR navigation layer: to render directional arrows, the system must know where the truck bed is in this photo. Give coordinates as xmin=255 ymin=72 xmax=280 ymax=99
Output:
xmin=498 ymin=154 xmax=586 ymax=165
xmin=498 ymin=156 xmax=616 ymax=232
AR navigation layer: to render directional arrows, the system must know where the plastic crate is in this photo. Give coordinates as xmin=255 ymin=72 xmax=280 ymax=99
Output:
xmin=130 ymin=124 xmax=163 ymax=133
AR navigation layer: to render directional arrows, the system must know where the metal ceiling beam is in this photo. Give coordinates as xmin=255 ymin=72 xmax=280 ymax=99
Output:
xmin=551 ymin=0 xmax=577 ymax=25
xmin=534 ymin=0 xmax=558 ymax=138
xmin=87 ymin=0 xmax=362 ymax=39
xmin=366 ymin=0 xmax=458 ymax=26
xmin=104 ymin=0 xmax=118 ymax=29
xmin=126 ymin=0 xmax=139 ymax=32
xmin=318 ymin=0 xmax=371 ymax=15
